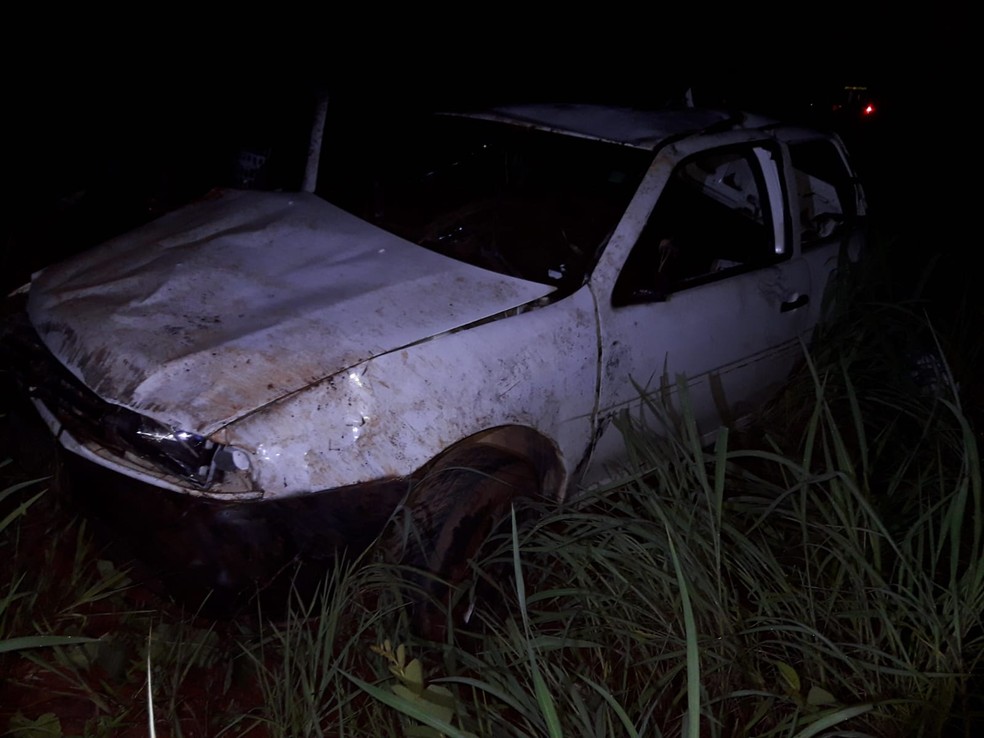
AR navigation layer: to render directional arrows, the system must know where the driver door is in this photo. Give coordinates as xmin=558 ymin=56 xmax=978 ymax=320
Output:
xmin=587 ymin=139 xmax=813 ymax=481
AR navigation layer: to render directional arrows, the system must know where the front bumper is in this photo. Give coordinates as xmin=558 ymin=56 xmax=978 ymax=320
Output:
xmin=63 ymin=450 xmax=407 ymax=612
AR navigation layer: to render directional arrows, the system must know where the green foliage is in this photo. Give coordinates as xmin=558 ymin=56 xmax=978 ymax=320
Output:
xmin=5 ymin=712 xmax=62 ymax=737
xmin=0 ymin=463 xmax=99 ymax=658
xmin=232 ymin=557 xmax=404 ymax=738
xmin=354 ymin=638 xmax=478 ymax=738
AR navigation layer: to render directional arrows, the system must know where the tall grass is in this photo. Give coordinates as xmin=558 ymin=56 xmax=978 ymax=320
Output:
xmin=232 ymin=556 xmax=422 ymax=737
xmin=395 ymin=358 xmax=980 ymax=737
xmin=0 ymin=463 xmax=100 ymax=657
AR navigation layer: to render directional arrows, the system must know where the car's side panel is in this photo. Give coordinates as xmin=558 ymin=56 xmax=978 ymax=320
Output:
xmin=220 ymin=287 xmax=600 ymax=499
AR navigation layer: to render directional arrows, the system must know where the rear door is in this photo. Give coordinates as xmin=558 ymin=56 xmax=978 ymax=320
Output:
xmin=782 ymin=132 xmax=868 ymax=329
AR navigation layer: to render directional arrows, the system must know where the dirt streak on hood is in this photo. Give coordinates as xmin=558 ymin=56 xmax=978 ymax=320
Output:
xmin=28 ymin=190 xmax=552 ymax=434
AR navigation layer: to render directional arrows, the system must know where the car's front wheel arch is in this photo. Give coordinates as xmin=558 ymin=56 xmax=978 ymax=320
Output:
xmin=435 ymin=425 xmax=566 ymax=499
xmin=384 ymin=426 xmax=564 ymax=631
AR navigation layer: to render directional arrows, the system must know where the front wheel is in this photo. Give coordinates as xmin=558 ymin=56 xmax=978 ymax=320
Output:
xmin=391 ymin=444 xmax=540 ymax=632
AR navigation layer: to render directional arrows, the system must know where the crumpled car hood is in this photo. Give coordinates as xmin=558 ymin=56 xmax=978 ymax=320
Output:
xmin=27 ymin=190 xmax=554 ymax=435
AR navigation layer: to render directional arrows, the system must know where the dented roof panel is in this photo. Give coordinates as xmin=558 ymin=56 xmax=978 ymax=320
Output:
xmin=27 ymin=189 xmax=553 ymax=435
xmin=460 ymin=104 xmax=770 ymax=149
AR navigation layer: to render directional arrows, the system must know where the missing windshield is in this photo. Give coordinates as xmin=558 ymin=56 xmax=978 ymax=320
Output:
xmin=317 ymin=115 xmax=650 ymax=287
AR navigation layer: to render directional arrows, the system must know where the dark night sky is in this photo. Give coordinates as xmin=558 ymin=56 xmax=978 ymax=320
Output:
xmin=3 ymin=4 xmax=971 ymax=288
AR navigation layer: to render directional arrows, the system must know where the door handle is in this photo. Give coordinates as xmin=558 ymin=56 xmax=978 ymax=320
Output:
xmin=780 ymin=294 xmax=809 ymax=313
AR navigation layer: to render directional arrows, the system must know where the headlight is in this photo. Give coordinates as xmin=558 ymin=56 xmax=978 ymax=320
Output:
xmin=3 ymin=312 xmax=252 ymax=492
xmin=132 ymin=417 xmax=250 ymax=487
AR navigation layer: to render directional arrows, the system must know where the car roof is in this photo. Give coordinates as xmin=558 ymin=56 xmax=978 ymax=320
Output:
xmin=455 ymin=103 xmax=779 ymax=150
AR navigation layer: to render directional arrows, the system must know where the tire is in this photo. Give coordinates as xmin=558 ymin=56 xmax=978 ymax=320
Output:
xmin=394 ymin=444 xmax=539 ymax=635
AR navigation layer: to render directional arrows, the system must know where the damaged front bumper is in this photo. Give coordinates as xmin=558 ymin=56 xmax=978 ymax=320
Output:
xmin=62 ymin=451 xmax=406 ymax=612
xmin=2 ymin=305 xmax=408 ymax=608
xmin=1 ymin=307 xmax=257 ymax=498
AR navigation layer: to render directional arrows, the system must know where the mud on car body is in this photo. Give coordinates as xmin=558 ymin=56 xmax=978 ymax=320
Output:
xmin=2 ymin=103 xmax=866 ymax=600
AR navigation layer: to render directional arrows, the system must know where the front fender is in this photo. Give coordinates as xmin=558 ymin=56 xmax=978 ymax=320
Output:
xmin=222 ymin=288 xmax=599 ymax=499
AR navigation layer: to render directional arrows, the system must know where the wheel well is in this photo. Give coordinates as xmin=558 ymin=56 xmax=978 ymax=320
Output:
xmin=420 ymin=425 xmax=567 ymax=502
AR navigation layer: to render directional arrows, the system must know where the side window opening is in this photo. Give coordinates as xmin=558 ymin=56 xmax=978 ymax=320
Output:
xmin=613 ymin=146 xmax=781 ymax=306
xmin=789 ymin=139 xmax=858 ymax=247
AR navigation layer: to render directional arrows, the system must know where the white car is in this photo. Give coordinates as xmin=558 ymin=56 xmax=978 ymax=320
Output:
xmin=4 ymin=104 xmax=866 ymax=589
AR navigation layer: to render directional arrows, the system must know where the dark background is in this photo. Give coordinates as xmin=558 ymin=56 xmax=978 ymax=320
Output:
xmin=3 ymin=7 xmax=971 ymax=297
